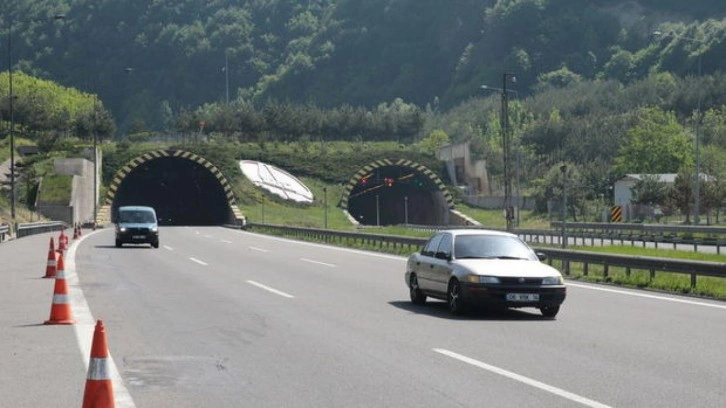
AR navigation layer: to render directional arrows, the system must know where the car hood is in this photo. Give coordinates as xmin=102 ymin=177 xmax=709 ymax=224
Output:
xmin=454 ymin=259 xmax=561 ymax=277
xmin=118 ymin=223 xmax=156 ymax=228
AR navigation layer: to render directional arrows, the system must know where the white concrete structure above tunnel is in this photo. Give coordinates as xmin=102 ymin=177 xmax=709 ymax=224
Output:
xmin=240 ymin=160 xmax=313 ymax=204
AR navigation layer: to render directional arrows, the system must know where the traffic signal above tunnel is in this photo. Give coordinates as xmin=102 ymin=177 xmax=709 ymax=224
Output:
xmin=344 ymin=160 xmax=454 ymax=226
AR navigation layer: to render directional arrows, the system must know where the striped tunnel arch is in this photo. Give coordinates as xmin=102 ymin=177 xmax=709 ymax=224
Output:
xmin=339 ymin=158 xmax=454 ymax=209
xmin=104 ymin=149 xmax=245 ymax=222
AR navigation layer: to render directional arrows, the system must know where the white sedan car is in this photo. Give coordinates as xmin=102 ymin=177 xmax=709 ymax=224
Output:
xmin=405 ymin=229 xmax=566 ymax=317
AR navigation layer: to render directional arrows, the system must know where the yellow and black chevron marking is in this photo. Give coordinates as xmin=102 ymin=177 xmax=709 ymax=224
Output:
xmin=339 ymin=158 xmax=454 ymax=209
xmin=104 ymin=149 xmax=240 ymax=221
xmin=610 ymin=205 xmax=623 ymax=223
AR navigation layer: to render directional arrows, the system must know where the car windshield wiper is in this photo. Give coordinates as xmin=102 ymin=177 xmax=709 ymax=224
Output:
xmin=492 ymin=256 xmax=529 ymax=260
xmin=456 ymin=255 xmax=496 ymax=259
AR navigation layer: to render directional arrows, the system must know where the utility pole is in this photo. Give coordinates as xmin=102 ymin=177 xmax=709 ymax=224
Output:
xmin=502 ymin=73 xmax=516 ymax=231
xmin=560 ymin=164 xmax=568 ymax=248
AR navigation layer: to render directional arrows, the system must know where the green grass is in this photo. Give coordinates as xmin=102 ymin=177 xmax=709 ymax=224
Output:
xmin=570 ymin=245 xmax=726 ymax=262
xmin=37 ymin=175 xmax=72 ymax=205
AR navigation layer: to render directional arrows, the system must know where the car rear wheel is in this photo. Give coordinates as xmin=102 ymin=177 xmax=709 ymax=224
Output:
xmin=409 ymin=274 xmax=427 ymax=305
xmin=447 ymin=280 xmax=466 ymax=315
xmin=540 ymin=305 xmax=560 ymax=318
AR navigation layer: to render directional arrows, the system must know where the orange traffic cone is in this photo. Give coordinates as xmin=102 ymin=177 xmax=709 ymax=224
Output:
xmin=58 ymin=229 xmax=68 ymax=253
xmin=43 ymin=237 xmax=58 ymax=278
xmin=82 ymin=320 xmax=115 ymax=408
xmin=44 ymin=254 xmax=75 ymax=325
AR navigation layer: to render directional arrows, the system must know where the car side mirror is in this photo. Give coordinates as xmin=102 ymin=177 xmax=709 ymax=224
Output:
xmin=536 ymin=252 xmax=547 ymax=261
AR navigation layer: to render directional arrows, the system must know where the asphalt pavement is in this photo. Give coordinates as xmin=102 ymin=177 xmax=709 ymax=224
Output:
xmin=2 ymin=226 xmax=726 ymax=407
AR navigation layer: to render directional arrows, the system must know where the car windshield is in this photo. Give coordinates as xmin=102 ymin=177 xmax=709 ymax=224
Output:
xmin=453 ymin=234 xmax=536 ymax=260
xmin=119 ymin=210 xmax=155 ymax=224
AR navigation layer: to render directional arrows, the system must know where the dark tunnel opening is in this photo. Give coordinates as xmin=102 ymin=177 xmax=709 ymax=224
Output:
xmin=347 ymin=166 xmax=448 ymax=226
xmin=111 ymin=157 xmax=230 ymax=226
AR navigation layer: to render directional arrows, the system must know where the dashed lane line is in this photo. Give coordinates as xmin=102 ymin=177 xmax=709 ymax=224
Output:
xmin=433 ymin=348 xmax=612 ymax=408
xmin=246 ymin=280 xmax=294 ymax=298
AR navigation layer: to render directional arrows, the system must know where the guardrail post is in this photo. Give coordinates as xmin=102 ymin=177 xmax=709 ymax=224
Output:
xmin=691 ymin=273 xmax=697 ymax=289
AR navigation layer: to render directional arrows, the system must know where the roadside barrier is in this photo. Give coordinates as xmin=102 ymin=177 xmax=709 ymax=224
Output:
xmin=43 ymin=254 xmax=75 ymax=325
xmin=82 ymin=320 xmax=115 ymax=408
xmin=43 ymin=237 xmax=57 ymax=279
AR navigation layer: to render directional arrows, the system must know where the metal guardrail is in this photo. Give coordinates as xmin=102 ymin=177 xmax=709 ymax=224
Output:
xmin=551 ymin=221 xmax=726 ymax=235
xmin=245 ymin=223 xmax=726 ymax=290
xmin=0 ymin=223 xmax=9 ymax=242
xmin=361 ymin=222 xmax=726 ymax=252
xmin=16 ymin=221 xmax=67 ymax=238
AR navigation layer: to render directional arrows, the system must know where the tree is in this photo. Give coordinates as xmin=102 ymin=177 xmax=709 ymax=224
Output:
xmin=416 ymin=130 xmax=450 ymax=155
xmin=613 ymin=107 xmax=692 ymax=174
xmin=631 ymin=175 xmax=668 ymax=206
xmin=666 ymin=171 xmax=694 ymax=224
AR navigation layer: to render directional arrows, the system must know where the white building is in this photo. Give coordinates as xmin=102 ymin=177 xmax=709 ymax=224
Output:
xmin=613 ymin=174 xmax=678 ymax=207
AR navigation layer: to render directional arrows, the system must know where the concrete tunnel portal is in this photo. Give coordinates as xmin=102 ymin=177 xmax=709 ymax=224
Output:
xmin=341 ymin=159 xmax=454 ymax=226
xmin=104 ymin=153 xmax=451 ymax=228
xmin=105 ymin=150 xmax=241 ymax=226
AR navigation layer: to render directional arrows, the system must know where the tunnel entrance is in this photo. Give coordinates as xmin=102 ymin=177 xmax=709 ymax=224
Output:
xmin=345 ymin=162 xmax=452 ymax=226
xmin=107 ymin=150 xmax=237 ymax=226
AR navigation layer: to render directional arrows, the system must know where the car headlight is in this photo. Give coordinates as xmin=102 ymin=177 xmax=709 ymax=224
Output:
xmin=464 ymin=275 xmax=500 ymax=284
xmin=542 ymin=276 xmax=564 ymax=285
xmin=119 ymin=227 xmax=127 ymax=232
xmin=150 ymin=225 xmax=158 ymax=232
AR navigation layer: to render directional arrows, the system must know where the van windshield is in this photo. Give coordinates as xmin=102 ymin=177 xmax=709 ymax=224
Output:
xmin=119 ymin=210 xmax=156 ymax=224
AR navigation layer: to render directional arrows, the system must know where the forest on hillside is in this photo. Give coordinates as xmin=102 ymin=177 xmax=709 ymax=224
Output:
xmin=3 ymin=0 xmax=726 ymax=128
xmin=3 ymin=0 xmax=726 ymax=222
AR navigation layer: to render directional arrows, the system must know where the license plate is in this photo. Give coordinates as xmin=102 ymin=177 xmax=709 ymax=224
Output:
xmin=506 ymin=293 xmax=539 ymax=302
xmin=132 ymin=235 xmax=146 ymax=239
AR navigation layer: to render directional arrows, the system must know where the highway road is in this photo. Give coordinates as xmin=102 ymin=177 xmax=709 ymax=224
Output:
xmin=2 ymin=227 xmax=725 ymax=407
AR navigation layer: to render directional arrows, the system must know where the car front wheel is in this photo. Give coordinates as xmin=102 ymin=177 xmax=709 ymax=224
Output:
xmin=447 ymin=280 xmax=466 ymax=315
xmin=409 ymin=274 xmax=427 ymax=305
xmin=540 ymin=305 xmax=560 ymax=318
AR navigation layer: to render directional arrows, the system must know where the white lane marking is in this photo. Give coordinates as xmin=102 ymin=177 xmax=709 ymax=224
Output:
xmin=248 ymin=246 xmax=270 ymax=252
xmin=221 ymin=240 xmax=233 ymax=244
xmin=66 ymin=232 xmax=137 ymax=408
xmin=301 ymin=257 xmax=336 ymax=268
xmin=237 ymin=230 xmax=405 ymax=261
xmin=163 ymin=245 xmax=174 ymax=251
xmin=189 ymin=257 xmax=208 ymax=266
xmin=433 ymin=349 xmax=611 ymax=408
xmin=567 ymin=282 xmax=726 ymax=310
xmin=247 ymin=280 xmax=294 ymax=298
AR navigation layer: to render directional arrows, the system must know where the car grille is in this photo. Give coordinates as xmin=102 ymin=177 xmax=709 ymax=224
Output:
xmin=127 ymin=227 xmax=149 ymax=234
xmin=498 ymin=277 xmax=542 ymax=285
